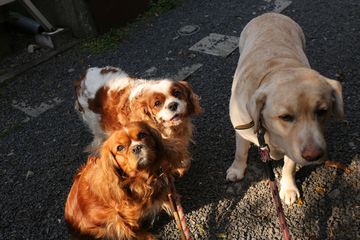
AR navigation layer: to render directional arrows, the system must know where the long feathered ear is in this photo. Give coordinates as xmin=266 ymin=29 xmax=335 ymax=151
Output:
xmin=129 ymin=94 xmax=151 ymax=121
xmin=99 ymin=138 xmax=130 ymax=180
xmin=246 ymin=90 xmax=267 ymax=133
xmin=142 ymin=121 xmax=165 ymax=153
xmin=99 ymin=140 xmax=115 ymax=168
xmin=324 ymin=77 xmax=344 ymax=119
xmin=179 ymin=80 xmax=203 ymax=115
xmin=73 ymin=72 xmax=86 ymax=112
xmin=73 ymin=72 xmax=86 ymax=97
xmin=162 ymin=138 xmax=191 ymax=176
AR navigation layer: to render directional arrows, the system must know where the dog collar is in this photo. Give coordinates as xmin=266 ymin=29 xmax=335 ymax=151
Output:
xmin=234 ymin=121 xmax=254 ymax=130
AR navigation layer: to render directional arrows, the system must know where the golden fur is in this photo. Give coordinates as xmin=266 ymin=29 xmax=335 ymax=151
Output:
xmin=227 ymin=13 xmax=344 ymax=205
xmin=65 ymin=122 xmax=187 ymax=239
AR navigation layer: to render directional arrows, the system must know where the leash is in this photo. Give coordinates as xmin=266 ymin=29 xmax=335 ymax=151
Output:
xmin=235 ymin=122 xmax=291 ymax=240
xmin=168 ymin=184 xmax=192 ymax=240
xmin=151 ymin=167 xmax=192 ymax=239
xmin=156 ymin=165 xmax=191 ymax=240
xmin=113 ymin=155 xmax=192 ymax=239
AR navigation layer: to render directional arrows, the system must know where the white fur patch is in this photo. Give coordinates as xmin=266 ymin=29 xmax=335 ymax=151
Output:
xmin=128 ymin=78 xmax=171 ymax=100
xmin=78 ymin=66 xmax=131 ymax=106
xmin=76 ymin=66 xmax=131 ymax=147
xmin=83 ymin=67 xmax=130 ymax=97
xmin=129 ymin=80 xmax=149 ymax=100
xmin=130 ymin=140 xmax=142 ymax=148
xmin=83 ymin=67 xmax=108 ymax=98
xmin=105 ymin=72 xmax=131 ymax=90
xmin=149 ymin=79 xmax=173 ymax=92
xmin=157 ymin=97 xmax=187 ymax=122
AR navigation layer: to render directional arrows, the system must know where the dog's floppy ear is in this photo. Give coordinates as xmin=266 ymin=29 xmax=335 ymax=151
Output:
xmin=246 ymin=90 xmax=266 ymax=133
xmin=325 ymin=78 xmax=344 ymax=119
xmin=179 ymin=80 xmax=203 ymax=115
xmin=130 ymin=94 xmax=151 ymax=121
xmin=142 ymin=121 xmax=165 ymax=153
xmin=73 ymin=72 xmax=86 ymax=112
xmin=100 ymin=140 xmax=116 ymax=167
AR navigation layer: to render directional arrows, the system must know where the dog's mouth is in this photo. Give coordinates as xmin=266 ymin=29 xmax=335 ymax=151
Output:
xmin=170 ymin=114 xmax=181 ymax=122
xmin=287 ymin=150 xmax=326 ymax=166
xmin=157 ymin=113 xmax=183 ymax=126
xmin=162 ymin=114 xmax=183 ymax=126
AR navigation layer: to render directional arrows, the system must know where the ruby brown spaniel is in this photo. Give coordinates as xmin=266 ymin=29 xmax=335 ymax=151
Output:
xmin=65 ymin=121 xmax=186 ymax=239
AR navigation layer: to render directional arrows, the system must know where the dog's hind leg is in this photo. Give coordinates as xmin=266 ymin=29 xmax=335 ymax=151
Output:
xmin=279 ymin=156 xmax=300 ymax=205
xmin=226 ymin=131 xmax=251 ymax=181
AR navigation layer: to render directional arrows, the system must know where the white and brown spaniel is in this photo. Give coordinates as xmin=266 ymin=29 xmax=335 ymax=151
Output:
xmin=74 ymin=66 xmax=202 ymax=175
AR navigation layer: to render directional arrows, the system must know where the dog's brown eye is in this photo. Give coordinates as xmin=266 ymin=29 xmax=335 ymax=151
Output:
xmin=173 ymin=90 xmax=181 ymax=98
xmin=316 ymin=108 xmax=327 ymax=117
xmin=279 ymin=114 xmax=294 ymax=122
xmin=117 ymin=145 xmax=125 ymax=152
xmin=137 ymin=132 xmax=147 ymax=140
xmin=154 ymin=100 xmax=162 ymax=107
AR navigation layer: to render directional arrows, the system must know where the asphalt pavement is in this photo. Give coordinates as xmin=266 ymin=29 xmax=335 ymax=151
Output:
xmin=0 ymin=0 xmax=359 ymax=239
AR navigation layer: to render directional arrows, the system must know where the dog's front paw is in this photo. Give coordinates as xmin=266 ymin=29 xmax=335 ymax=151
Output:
xmin=226 ymin=165 xmax=245 ymax=182
xmin=279 ymin=179 xmax=300 ymax=205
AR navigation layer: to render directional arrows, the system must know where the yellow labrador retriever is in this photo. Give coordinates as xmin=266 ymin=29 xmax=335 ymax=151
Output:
xmin=227 ymin=13 xmax=344 ymax=205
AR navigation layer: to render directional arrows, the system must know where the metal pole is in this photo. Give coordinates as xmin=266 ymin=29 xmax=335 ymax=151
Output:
xmin=19 ymin=0 xmax=54 ymax=31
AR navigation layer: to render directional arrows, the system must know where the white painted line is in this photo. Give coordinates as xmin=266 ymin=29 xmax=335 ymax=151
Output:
xmin=272 ymin=0 xmax=292 ymax=13
xmin=12 ymin=97 xmax=63 ymax=118
xmin=168 ymin=63 xmax=203 ymax=81
xmin=189 ymin=33 xmax=239 ymax=57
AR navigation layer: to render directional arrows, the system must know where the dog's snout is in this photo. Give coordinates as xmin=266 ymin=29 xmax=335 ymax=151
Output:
xmin=301 ymin=144 xmax=324 ymax=162
xmin=132 ymin=144 xmax=144 ymax=155
xmin=168 ymin=102 xmax=178 ymax=112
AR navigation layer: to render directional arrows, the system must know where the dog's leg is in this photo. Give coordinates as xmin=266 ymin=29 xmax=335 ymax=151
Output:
xmin=226 ymin=131 xmax=251 ymax=181
xmin=279 ymin=156 xmax=300 ymax=205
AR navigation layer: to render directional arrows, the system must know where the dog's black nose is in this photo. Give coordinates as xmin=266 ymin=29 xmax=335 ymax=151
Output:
xmin=301 ymin=144 xmax=324 ymax=161
xmin=132 ymin=144 xmax=143 ymax=155
xmin=168 ymin=102 xmax=178 ymax=112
